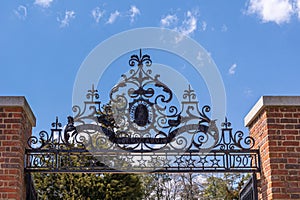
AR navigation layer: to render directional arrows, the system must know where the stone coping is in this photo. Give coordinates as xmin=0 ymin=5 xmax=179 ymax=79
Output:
xmin=0 ymin=96 xmax=36 ymax=127
xmin=244 ymin=96 xmax=300 ymax=127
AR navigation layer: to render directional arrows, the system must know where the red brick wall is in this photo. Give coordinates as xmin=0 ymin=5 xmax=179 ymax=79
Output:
xmin=248 ymin=106 xmax=300 ymax=199
xmin=0 ymin=103 xmax=35 ymax=200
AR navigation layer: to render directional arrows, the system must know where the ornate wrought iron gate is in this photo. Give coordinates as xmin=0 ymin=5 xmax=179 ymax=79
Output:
xmin=25 ymin=114 xmax=260 ymax=173
xmin=25 ymin=50 xmax=260 ymax=199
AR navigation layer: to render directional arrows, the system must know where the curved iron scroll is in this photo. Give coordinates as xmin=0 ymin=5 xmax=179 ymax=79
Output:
xmin=25 ymin=50 xmax=260 ymax=173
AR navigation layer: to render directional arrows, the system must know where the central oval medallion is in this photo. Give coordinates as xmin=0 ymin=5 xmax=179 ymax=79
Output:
xmin=134 ymin=104 xmax=149 ymax=126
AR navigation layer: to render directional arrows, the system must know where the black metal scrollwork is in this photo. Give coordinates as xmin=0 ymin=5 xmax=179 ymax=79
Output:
xmin=25 ymin=50 xmax=260 ymax=173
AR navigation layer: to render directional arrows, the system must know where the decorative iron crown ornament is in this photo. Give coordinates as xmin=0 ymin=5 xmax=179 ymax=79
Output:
xmin=70 ymin=49 xmax=216 ymax=152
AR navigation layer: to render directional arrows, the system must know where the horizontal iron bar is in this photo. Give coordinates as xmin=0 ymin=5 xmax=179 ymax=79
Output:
xmin=25 ymin=148 xmax=260 ymax=154
xmin=25 ymin=168 xmax=261 ymax=173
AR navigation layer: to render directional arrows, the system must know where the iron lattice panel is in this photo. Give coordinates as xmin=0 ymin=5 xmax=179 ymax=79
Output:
xmin=25 ymin=149 xmax=260 ymax=173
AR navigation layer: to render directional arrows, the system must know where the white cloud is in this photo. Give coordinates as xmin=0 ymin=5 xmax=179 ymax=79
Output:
xmin=34 ymin=0 xmax=53 ymax=8
xmin=160 ymin=10 xmax=199 ymax=43
xmin=129 ymin=5 xmax=140 ymax=23
xmin=196 ymin=51 xmax=205 ymax=67
xmin=91 ymin=7 xmax=104 ymax=23
xmin=245 ymin=0 xmax=294 ymax=24
xmin=106 ymin=10 xmax=120 ymax=24
xmin=228 ymin=63 xmax=237 ymax=75
xmin=14 ymin=5 xmax=27 ymax=20
xmin=221 ymin=24 xmax=228 ymax=32
xmin=297 ymin=0 xmax=300 ymax=19
xmin=197 ymin=51 xmax=204 ymax=61
xmin=160 ymin=14 xmax=178 ymax=27
xmin=244 ymin=88 xmax=254 ymax=97
xmin=57 ymin=10 xmax=75 ymax=28
xmin=178 ymin=11 xmax=198 ymax=36
xmin=201 ymin=21 xmax=207 ymax=31
xmin=207 ymin=52 xmax=213 ymax=64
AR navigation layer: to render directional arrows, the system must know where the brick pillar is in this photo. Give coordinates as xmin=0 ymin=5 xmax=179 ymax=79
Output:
xmin=0 ymin=97 xmax=36 ymax=200
xmin=245 ymin=96 xmax=300 ymax=200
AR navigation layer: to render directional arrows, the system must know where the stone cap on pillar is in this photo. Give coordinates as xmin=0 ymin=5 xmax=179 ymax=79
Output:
xmin=0 ymin=96 xmax=36 ymax=127
xmin=244 ymin=96 xmax=300 ymax=127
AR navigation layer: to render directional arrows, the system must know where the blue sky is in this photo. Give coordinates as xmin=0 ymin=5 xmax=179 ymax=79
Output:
xmin=1 ymin=0 xmax=300 ymax=134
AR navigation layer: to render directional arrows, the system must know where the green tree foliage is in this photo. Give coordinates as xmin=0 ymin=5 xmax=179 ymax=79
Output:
xmin=34 ymin=173 xmax=144 ymax=200
xmin=33 ymin=106 xmax=145 ymax=200
xmin=201 ymin=173 xmax=250 ymax=200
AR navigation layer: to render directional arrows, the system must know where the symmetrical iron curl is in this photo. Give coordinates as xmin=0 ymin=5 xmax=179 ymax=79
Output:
xmin=129 ymin=49 xmax=152 ymax=67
